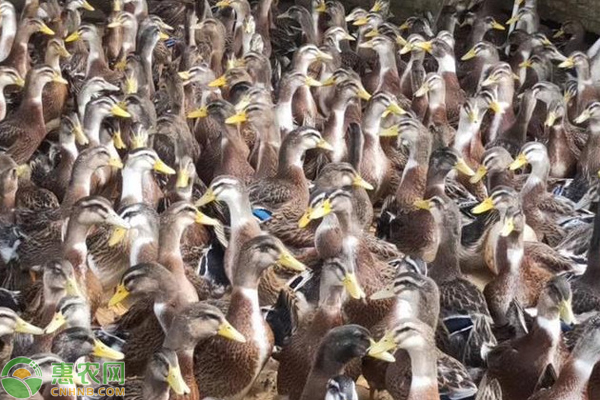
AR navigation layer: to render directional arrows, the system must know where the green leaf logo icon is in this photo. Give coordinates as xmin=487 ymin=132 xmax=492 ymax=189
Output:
xmin=1 ymin=358 xmax=43 ymax=399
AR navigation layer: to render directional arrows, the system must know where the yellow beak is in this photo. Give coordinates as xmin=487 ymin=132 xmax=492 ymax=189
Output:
xmin=379 ymin=125 xmax=400 ymax=137
xmin=415 ymin=41 xmax=433 ymax=53
xmin=461 ymin=48 xmax=477 ymax=61
xmin=38 ymin=23 xmax=55 ymax=36
xmin=574 ymin=110 xmax=591 ymax=124
xmin=65 ymin=31 xmax=80 ymax=42
xmin=113 ymin=129 xmax=126 ymax=150
xmin=491 ymin=20 xmax=506 ymax=30
xmin=368 ymin=332 xmax=397 ymax=357
xmin=178 ymin=70 xmax=192 ymax=81
xmin=73 ymin=125 xmax=89 ymax=146
xmin=559 ymin=299 xmax=576 ymax=325
xmin=176 ymin=170 xmax=190 ymax=188
xmin=413 ymin=199 xmax=432 ymax=211
xmin=195 ymin=210 xmax=220 ymax=226
xmin=383 ymin=102 xmax=406 ymax=117
xmin=109 ymin=284 xmax=130 ymax=307
xmin=108 ymin=227 xmax=128 ymax=247
xmin=208 ymin=75 xmax=227 ymax=88
xmin=357 ymin=88 xmax=372 ymax=101
xmin=153 ymin=159 xmax=176 ymax=175
xmin=44 ymin=312 xmax=67 ymax=334
xmin=553 ymin=29 xmax=565 ymax=39
xmin=82 ymin=0 xmax=95 ymax=11
xmin=159 ymin=31 xmax=169 ymax=40
xmin=316 ymin=138 xmax=334 ymax=151
xmin=506 ymin=16 xmax=520 ymax=25
xmin=187 ymin=106 xmax=208 ymax=119
xmin=472 ymin=197 xmax=495 ymax=214
xmin=108 ymin=157 xmax=124 ymax=169
xmin=558 ymin=58 xmax=574 ymax=69
xmin=111 ymin=104 xmax=132 ymax=118
xmin=53 ymin=73 xmax=68 ymax=85
xmin=353 ymin=175 xmax=374 ymax=190
xmin=470 ymin=165 xmax=488 ymax=184
xmin=315 ymin=1 xmax=326 ymax=12
xmin=298 ymin=208 xmax=312 ymax=228
xmin=307 ymin=198 xmax=332 ymax=221
xmin=277 ymin=250 xmax=307 ymax=272
xmin=167 ymin=366 xmax=191 ymax=395
xmin=500 ymin=216 xmax=514 ymax=237
xmin=225 ymin=111 xmax=247 ymax=125
xmin=353 ymin=17 xmax=368 ymax=26
xmin=217 ymin=320 xmax=246 ymax=342
xmin=545 ymin=111 xmax=558 ymax=127
xmin=509 ymin=153 xmax=528 ymax=170
xmin=305 ymin=76 xmax=323 ymax=87
xmin=15 ymin=317 xmax=44 ymax=335
xmin=455 ymin=158 xmax=475 ymax=176
xmin=414 ymin=84 xmax=429 ymax=98
xmin=342 ymin=272 xmax=366 ymax=299
xmin=367 ymin=337 xmax=396 ymax=362
xmin=215 ymin=0 xmax=232 ymax=7
xmin=92 ymin=339 xmax=125 ymax=360
xmin=365 ymin=28 xmax=379 ymax=38
xmin=196 ymin=188 xmax=217 ymax=207
xmin=65 ymin=278 xmax=81 ymax=297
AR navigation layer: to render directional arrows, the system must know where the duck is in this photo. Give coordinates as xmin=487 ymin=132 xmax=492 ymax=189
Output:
xmin=0 ymin=2 xmax=17 ymax=64
xmin=1 ymin=18 xmax=55 ymax=77
xmin=368 ymin=318 xmax=441 ymax=400
xmin=0 ymin=307 xmax=44 ymax=365
xmin=510 ymin=141 xmax=580 ymax=246
xmin=299 ymin=324 xmax=393 ymax=400
xmin=0 ymin=65 xmax=67 ymax=164
xmin=364 ymin=256 xmax=477 ymax=400
xmin=193 ymin=234 xmax=305 ymax=399
xmin=415 ymin=195 xmax=496 ymax=367
xmin=480 ymin=276 xmax=575 ymax=400
xmin=0 ymin=67 xmax=24 ymax=121
xmin=276 ymin=257 xmax=355 ymax=400
xmin=528 ymin=317 xmax=600 ymax=400
xmin=303 ymin=189 xmax=398 ymax=329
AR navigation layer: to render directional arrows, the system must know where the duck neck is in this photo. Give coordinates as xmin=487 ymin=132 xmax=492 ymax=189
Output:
xmin=425 ymin=166 xmax=451 ymax=198
xmin=396 ymin=134 xmax=431 ymax=205
xmin=277 ymin=143 xmax=308 ymax=184
xmin=406 ymin=346 xmax=439 ymax=400
xmin=158 ymin=220 xmax=188 ymax=272
xmin=85 ymin=36 xmax=109 ymax=78
xmin=523 ymin=159 xmax=549 ymax=196
xmin=512 ymin=95 xmax=537 ymax=142
xmin=61 ymin=164 xmax=95 ymax=213
xmin=531 ymin=312 xmax=561 ymax=349
xmin=324 ymin=101 xmax=350 ymax=161
xmin=0 ymin=10 xmax=17 ymax=62
xmin=377 ymin=46 xmax=398 ymax=74
xmin=224 ymin=192 xmax=255 ymax=230
xmin=430 ymin=211 xmax=462 ymax=282
xmin=82 ymin=112 xmax=106 ymax=145
xmin=120 ymin=166 xmax=146 ymax=205
xmin=142 ymin=375 xmax=170 ymax=400
xmin=45 ymin=50 xmax=61 ymax=72
xmin=19 ymin=75 xmax=46 ymax=113
xmin=139 ymin=40 xmax=156 ymax=95
xmin=62 ymin=218 xmax=92 ymax=271
xmin=436 ymin=54 xmax=456 ymax=75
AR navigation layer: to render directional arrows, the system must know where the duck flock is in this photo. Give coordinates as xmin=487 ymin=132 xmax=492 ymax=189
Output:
xmin=0 ymin=0 xmax=599 ymax=399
